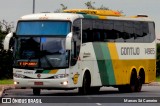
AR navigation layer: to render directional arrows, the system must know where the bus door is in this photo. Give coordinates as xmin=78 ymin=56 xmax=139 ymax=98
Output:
xmin=70 ymin=40 xmax=81 ymax=87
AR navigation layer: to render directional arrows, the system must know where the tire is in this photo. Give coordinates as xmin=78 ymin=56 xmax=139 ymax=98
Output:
xmin=119 ymin=71 xmax=137 ymax=93
xmin=78 ymin=72 xmax=91 ymax=95
xmin=128 ymin=71 xmax=137 ymax=92
xmin=135 ymin=77 xmax=142 ymax=92
xmin=118 ymin=85 xmax=127 ymax=93
xmin=33 ymin=88 xmax=41 ymax=95
xmin=90 ymin=87 xmax=100 ymax=94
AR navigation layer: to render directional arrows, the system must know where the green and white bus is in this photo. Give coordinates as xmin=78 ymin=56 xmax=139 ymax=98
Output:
xmin=4 ymin=9 xmax=156 ymax=95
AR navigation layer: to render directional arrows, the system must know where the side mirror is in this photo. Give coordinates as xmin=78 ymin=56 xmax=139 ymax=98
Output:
xmin=65 ymin=32 xmax=72 ymax=50
xmin=3 ymin=32 xmax=14 ymax=50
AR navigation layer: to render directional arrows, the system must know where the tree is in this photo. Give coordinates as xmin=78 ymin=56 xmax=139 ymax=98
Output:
xmin=84 ymin=1 xmax=123 ymax=13
xmin=85 ymin=1 xmax=96 ymax=9
xmin=97 ymin=5 xmax=109 ymax=10
xmin=54 ymin=4 xmax=67 ymax=13
xmin=84 ymin=1 xmax=110 ymax=10
xmin=55 ymin=1 xmax=123 ymax=14
xmin=0 ymin=20 xmax=14 ymax=79
xmin=157 ymin=43 xmax=160 ymax=76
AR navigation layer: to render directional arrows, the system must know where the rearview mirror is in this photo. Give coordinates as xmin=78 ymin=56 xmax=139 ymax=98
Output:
xmin=65 ymin=32 xmax=72 ymax=50
xmin=3 ymin=32 xmax=14 ymax=50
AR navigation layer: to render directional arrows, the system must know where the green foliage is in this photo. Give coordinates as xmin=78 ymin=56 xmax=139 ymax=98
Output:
xmin=84 ymin=1 xmax=110 ymax=10
xmin=85 ymin=1 xmax=96 ymax=9
xmin=84 ymin=1 xmax=123 ymax=13
xmin=0 ymin=79 xmax=13 ymax=84
xmin=156 ymin=43 xmax=160 ymax=76
xmin=54 ymin=3 xmax=68 ymax=13
xmin=97 ymin=5 xmax=109 ymax=10
xmin=0 ymin=20 xmax=13 ymax=80
xmin=55 ymin=1 xmax=123 ymax=14
xmin=156 ymin=76 xmax=160 ymax=82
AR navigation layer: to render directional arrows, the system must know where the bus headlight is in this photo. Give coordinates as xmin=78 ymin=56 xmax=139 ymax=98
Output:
xmin=13 ymin=73 xmax=25 ymax=78
xmin=54 ymin=74 xmax=68 ymax=79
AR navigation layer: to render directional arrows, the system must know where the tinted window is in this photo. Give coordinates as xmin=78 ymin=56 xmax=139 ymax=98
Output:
xmin=82 ymin=19 xmax=93 ymax=43
xmin=16 ymin=21 xmax=71 ymax=36
xmin=81 ymin=19 xmax=155 ymax=43
xmin=148 ymin=22 xmax=155 ymax=42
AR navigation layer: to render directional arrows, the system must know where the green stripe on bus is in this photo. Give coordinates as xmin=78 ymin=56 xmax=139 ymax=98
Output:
xmin=42 ymin=70 xmax=51 ymax=73
xmin=35 ymin=70 xmax=50 ymax=73
xmin=93 ymin=43 xmax=109 ymax=85
xmin=93 ymin=43 xmax=116 ymax=85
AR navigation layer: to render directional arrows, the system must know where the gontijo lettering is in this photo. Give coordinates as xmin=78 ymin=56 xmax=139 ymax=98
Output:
xmin=121 ymin=47 xmax=140 ymax=55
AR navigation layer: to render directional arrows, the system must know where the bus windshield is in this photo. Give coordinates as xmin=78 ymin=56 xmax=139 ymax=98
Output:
xmin=16 ymin=21 xmax=71 ymax=36
xmin=14 ymin=37 xmax=69 ymax=69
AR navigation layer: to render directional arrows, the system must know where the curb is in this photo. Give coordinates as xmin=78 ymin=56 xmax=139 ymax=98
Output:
xmin=147 ymin=82 xmax=160 ymax=86
xmin=0 ymin=85 xmax=15 ymax=97
xmin=0 ymin=87 xmax=4 ymax=97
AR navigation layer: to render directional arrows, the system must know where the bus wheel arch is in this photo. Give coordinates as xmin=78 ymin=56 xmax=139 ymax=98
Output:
xmin=78 ymin=69 xmax=91 ymax=95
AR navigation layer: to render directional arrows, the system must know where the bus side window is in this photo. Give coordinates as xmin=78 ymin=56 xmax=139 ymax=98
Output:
xmin=103 ymin=32 xmax=108 ymax=42
xmin=148 ymin=22 xmax=155 ymax=42
xmin=82 ymin=32 xmax=87 ymax=43
xmin=93 ymin=31 xmax=100 ymax=42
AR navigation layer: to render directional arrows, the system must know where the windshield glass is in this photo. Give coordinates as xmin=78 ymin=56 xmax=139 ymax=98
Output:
xmin=14 ymin=37 xmax=69 ymax=69
xmin=16 ymin=21 xmax=71 ymax=36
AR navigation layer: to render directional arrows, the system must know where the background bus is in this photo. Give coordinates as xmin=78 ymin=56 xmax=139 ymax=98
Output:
xmin=4 ymin=9 xmax=156 ymax=95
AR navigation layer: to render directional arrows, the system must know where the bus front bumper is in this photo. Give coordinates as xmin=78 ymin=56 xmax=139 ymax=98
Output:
xmin=14 ymin=77 xmax=71 ymax=89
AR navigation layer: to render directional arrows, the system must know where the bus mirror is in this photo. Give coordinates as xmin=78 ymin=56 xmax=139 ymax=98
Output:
xmin=66 ymin=32 xmax=72 ymax=50
xmin=3 ymin=32 xmax=14 ymax=50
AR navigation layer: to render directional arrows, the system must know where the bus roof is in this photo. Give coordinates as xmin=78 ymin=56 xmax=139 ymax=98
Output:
xmin=19 ymin=13 xmax=83 ymax=22
xmin=64 ymin=9 xmax=122 ymax=16
xmin=19 ymin=10 xmax=153 ymax=22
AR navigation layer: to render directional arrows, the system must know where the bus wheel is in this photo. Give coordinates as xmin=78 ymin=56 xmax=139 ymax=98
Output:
xmin=33 ymin=88 xmax=41 ymax=95
xmin=129 ymin=71 xmax=137 ymax=92
xmin=135 ymin=77 xmax=142 ymax=92
xmin=90 ymin=87 xmax=100 ymax=94
xmin=118 ymin=85 xmax=127 ymax=93
xmin=78 ymin=72 xmax=91 ymax=95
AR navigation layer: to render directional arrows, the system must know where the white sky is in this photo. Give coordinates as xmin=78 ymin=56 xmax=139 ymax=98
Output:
xmin=0 ymin=0 xmax=160 ymax=38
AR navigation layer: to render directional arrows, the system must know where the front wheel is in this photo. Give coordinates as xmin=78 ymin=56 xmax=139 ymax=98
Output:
xmin=78 ymin=72 xmax=91 ymax=95
xmin=90 ymin=87 xmax=100 ymax=94
xmin=33 ymin=88 xmax=41 ymax=95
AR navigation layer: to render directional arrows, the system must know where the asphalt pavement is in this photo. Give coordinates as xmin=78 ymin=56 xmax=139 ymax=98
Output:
xmin=1 ymin=85 xmax=160 ymax=106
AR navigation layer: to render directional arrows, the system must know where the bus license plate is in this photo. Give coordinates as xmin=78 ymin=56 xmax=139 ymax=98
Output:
xmin=34 ymin=82 xmax=43 ymax=85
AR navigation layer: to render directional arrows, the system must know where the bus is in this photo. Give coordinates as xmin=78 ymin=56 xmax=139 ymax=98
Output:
xmin=4 ymin=9 xmax=156 ymax=95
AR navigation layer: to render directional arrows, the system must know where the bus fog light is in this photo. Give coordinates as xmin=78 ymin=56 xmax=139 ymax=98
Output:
xmin=14 ymin=81 xmax=19 ymax=85
xmin=62 ymin=81 xmax=68 ymax=85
